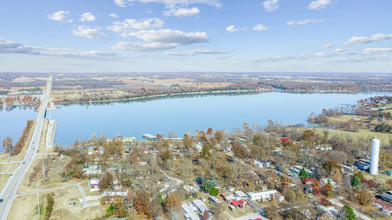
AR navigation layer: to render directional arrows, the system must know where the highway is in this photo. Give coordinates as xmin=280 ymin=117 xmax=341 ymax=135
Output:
xmin=0 ymin=76 xmax=52 ymax=220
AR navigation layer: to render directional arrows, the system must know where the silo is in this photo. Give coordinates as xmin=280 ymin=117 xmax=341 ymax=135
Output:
xmin=370 ymin=138 xmax=380 ymax=175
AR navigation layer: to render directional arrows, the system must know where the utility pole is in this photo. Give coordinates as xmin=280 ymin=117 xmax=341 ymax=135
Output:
xmin=42 ymin=159 xmax=46 ymax=179
xmin=37 ymin=191 xmax=40 ymax=216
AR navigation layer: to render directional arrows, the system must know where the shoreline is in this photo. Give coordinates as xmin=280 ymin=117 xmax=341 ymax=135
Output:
xmin=52 ymin=88 xmax=392 ymax=106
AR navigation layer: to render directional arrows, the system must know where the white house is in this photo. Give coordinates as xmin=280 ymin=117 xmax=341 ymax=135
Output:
xmin=192 ymin=199 xmax=210 ymax=214
xmin=83 ymin=164 xmax=102 ymax=175
xmin=89 ymin=178 xmax=100 ymax=191
xmin=234 ymin=190 xmax=247 ymax=199
xmin=182 ymin=203 xmax=199 ymax=220
xmin=247 ymin=190 xmax=278 ymax=201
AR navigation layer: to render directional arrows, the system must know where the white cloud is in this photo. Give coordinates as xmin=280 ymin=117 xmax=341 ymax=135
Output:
xmin=114 ymin=0 xmax=126 ymax=7
xmin=0 ymin=38 xmax=38 ymax=54
xmin=109 ymin=13 xmax=119 ymax=18
xmin=72 ymin=26 xmax=107 ymax=39
xmin=226 ymin=25 xmax=239 ymax=32
xmin=334 ymin=48 xmax=346 ymax=54
xmin=344 ymin=33 xmax=392 ymax=45
xmin=286 ymin=19 xmax=324 ymax=26
xmin=47 ymin=11 xmax=70 ymax=22
xmin=362 ymin=48 xmax=392 ymax=55
xmin=319 ymin=43 xmax=333 ymax=48
xmin=308 ymin=0 xmax=332 ymax=10
xmin=0 ymin=37 xmax=136 ymax=60
xmin=80 ymin=12 xmax=95 ymax=22
xmin=113 ymin=29 xmax=209 ymax=51
xmin=114 ymin=0 xmax=221 ymax=8
xmin=164 ymin=49 xmax=231 ymax=56
xmin=253 ymin=24 xmax=268 ymax=31
xmin=107 ymin=18 xmax=164 ymax=33
xmin=164 ymin=7 xmax=200 ymax=17
xmin=128 ymin=29 xmax=209 ymax=44
xmin=212 ymin=55 xmax=227 ymax=60
xmin=112 ymin=42 xmax=178 ymax=51
xmin=263 ymin=0 xmax=279 ymax=12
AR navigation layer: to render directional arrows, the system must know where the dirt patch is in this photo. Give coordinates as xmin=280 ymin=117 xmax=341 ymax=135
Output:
xmin=8 ymin=193 xmax=41 ymax=220
xmin=0 ymin=163 xmax=19 ymax=172
xmin=50 ymin=186 xmax=105 ymax=219
xmin=0 ymin=174 xmax=10 ymax=192
xmin=37 ymin=119 xmax=48 ymax=154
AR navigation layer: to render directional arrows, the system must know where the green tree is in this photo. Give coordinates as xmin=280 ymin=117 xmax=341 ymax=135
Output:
xmin=299 ymin=168 xmax=310 ymax=180
xmin=339 ymin=205 xmax=356 ymax=220
xmin=200 ymin=144 xmax=211 ymax=159
xmin=351 ymin=175 xmax=361 ymax=187
xmin=210 ymin=186 xmax=219 ymax=196
xmin=107 ymin=203 xmax=114 ymax=216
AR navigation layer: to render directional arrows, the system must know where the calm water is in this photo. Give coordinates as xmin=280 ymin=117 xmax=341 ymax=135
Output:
xmin=1 ymin=91 xmax=391 ymax=148
xmin=0 ymin=106 xmax=36 ymax=150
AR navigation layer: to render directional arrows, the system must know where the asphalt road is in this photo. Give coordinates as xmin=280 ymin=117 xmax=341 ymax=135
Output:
xmin=0 ymin=76 xmax=52 ymax=220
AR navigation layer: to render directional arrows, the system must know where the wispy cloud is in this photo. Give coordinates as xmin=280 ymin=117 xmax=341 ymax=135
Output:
xmin=47 ymin=11 xmax=71 ymax=22
xmin=164 ymin=49 xmax=231 ymax=56
xmin=344 ymin=33 xmax=392 ymax=45
xmin=263 ymin=0 xmax=279 ymax=12
xmin=107 ymin=18 xmax=164 ymax=34
xmin=80 ymin=12 xmax=95 ymax=22
xmin=319 ymin=43 xmax=333 ymax=49
xmin=164 ymin=7 xmax=200 ymax=17
xmin=253 ymin=24 xmax=268 ymax=31
xmin=308 ymin=0 xmax=332 ymax=10
xmin=286 ymin=19 xmax=324 ymax=26
xmin=114 ymin=0 xmax=221 ymax=9
xmin=72 ymin=26 xmax=107 ymax=39
xmin=0 ymin=37 xmax=136 ymax=60
xmin=112 ymin=29 xmax=209 ymax=51
xmin=226 ymin=25 xmax=242 ymax=32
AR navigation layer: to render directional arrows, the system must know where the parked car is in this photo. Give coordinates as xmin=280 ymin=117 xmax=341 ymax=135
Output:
xmin=0 ymin=198 xmax=3 ymax=202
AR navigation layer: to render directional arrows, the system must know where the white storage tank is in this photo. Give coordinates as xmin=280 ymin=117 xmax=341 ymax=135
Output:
xmin=370 ymin=138 xmax=380 ymax=175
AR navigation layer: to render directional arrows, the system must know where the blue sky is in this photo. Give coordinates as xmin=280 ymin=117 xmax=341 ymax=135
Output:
xmin=0 ymin=0 xmax=391 ymax=72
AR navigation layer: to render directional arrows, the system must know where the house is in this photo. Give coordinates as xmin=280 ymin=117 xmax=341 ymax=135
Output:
xmin=302 ymin=177 xmax=313 ymax=185
xmin=256 ymin=158 xmax=270 ymax=167
xmin=142 ymin=134 xmax=159 ymax=141
xmin=220 ymin=193 xmax=235 ymax=202
xmin=192 ymin=199 xmax=210 ymax=214
xmin=374 ymin=199 xmax=392 ymax=215
xmin=231 ymin=200 xmax=243 ymax=208
xmin=209 ymin=195 xmax=222 ymax=204
xmin=123 ymin=137 xmax=136 ymax=142
xmin=88 ymin=147 xmax=94 ymax=156
xmin=83 ymin=164 xmax=102 ymax=175
xmin=234 ymin=191 xmax=247 ymax=199
xmin=254 ymin=160 xmax=264 ymax=168
xmin=123 ymin=145 xmax=131 ymax=153
xmin=113 ymin=179 xmax=122 ymax=190
xmin=239 ymin=199 xmax=247 ymax=207
xmin=227 ymin=185 xmax=234 ymax=192
xmin=274 ymin=193 xmax=285 ymax=202
xmin=101 ymin=190 xmax=129 ymax=197
xmin=381 ymin=191 xmax=392 ymax=203
xmin=182 ymin=203 xmax=199 ymax=220
xmin=340 ymin=164 xmax=355 ymax=172
xmin=195 ymin=143 xmax=203 ymax=152
xmin=89 ymin=178 xmax=100 ymax=191
xmin=247 ymin=190 xmax=278 ymax=201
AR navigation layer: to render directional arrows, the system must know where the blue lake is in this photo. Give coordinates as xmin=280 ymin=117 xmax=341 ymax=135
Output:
xmin=1 ymin=91 xmax=391 ymax=148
